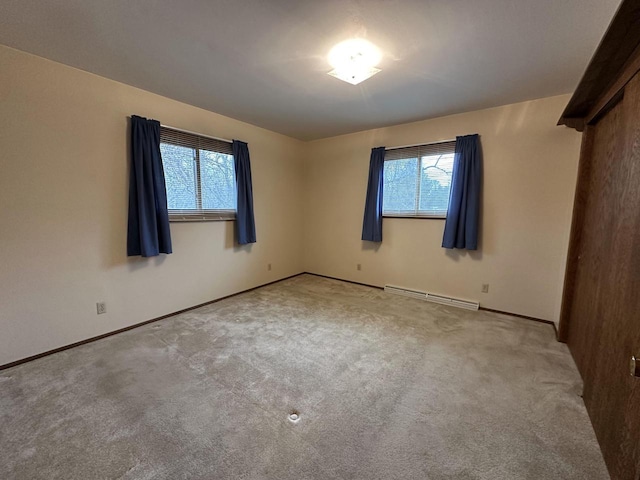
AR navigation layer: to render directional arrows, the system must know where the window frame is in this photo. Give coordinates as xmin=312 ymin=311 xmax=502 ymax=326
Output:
xmin=382 ymin=140 xmax=456 ymax=220
xmin=160 ymin=127 xmax=237 ymax=222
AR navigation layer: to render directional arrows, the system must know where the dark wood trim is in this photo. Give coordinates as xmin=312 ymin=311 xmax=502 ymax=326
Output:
xmin=559 ymin=0 xmax=640 ymax=342
xmin=559 ymin=117 xmax=586 ymax=132
xmin=478 ymin=307 xmax=555 ymax=326
xmin=586 ymin=88 xmax=626 ymax=127
xmin=0 ymin=273 xmax=304 ymax=371
xmin=558 ymin=0 xmax=640 ymax=129
xmin=303 ymin=272 xmax=384 ymax=290
xmin=556 ymin=5 xmax=640 ymax=476
xmin=479 ymin=307 xmax=558 ymax=338
xmin=306 ymin=272 xmax=557 ymax=335
xmin=558 ymin=126 xmax=596 ymax=342
xmin=585 ymin=41 xmax=640 ymax=126
xmin=1 ymin=271 xmax=559 ymax=370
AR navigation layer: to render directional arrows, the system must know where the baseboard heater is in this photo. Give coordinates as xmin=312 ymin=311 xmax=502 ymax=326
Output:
xmin=384 ymin=285 xmax=479 ymax=311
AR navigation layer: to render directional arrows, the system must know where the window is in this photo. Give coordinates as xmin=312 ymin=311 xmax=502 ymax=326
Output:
xmin=383 ymin=140 xmax=455 ymax=218
xmin=160 ymin=127 xmax=236 ymax=221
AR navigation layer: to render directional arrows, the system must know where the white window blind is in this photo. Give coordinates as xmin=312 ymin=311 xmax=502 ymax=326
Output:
xmin=160 ymin=127 xmax=236 ymax=221
xmin=383 ymin=140 xmax=456 ymax=218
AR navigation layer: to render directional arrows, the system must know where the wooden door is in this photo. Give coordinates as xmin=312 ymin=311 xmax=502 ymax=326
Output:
xmin=566 ymin=73 xmax=640 ymax=480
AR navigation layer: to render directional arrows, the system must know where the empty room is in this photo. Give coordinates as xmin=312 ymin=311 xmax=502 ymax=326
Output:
xmin=1 ymin=1 xmax=639 ymax=479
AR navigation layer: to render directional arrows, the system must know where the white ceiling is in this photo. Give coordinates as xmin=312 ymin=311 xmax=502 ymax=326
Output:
xmin=0 ymin=0 xmax=621 ymax=141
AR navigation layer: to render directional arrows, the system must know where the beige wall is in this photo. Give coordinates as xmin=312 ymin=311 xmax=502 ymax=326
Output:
xmin=302 ymin=95 xmax=581 ymax=323
xmin=0 ymin=45 xmax=581 ymax=365
xmin=0 ymin=46 xmax=305 ymax=365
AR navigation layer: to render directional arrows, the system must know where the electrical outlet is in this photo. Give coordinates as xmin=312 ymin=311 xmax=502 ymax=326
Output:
xmin=357 ymin=264 xmax=362 ymax=271
xmin=481 ymin=284 xmax=489 ymax=294
xmin=267 ymin=263 xmax=272 ymax=271
xmin=96 ymin=302 xmax=107 ymax=315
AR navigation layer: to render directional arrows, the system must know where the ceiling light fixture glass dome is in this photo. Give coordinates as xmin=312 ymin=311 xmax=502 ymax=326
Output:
xmin=327 ymin=38 xmax=382 ymax=85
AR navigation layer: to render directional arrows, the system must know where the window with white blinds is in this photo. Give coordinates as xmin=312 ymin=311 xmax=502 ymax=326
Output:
xmin=160 ymin=127 xmax=236 ymax=221
xmin=383 ymin=140 xmax=456 ymax=218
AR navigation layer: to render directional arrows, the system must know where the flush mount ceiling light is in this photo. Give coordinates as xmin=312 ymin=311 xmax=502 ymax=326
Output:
xmin=327 ymin=38 xmax=382 ymax=85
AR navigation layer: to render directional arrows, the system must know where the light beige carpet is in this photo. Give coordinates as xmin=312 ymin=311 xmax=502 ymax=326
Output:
xmin=0 ymin=274 xmax=608 ymax=479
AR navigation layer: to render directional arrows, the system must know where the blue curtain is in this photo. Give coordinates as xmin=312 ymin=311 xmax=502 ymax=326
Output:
xmin=232 ymin=140 xmax=256 ymax=244
xmin=361 ymin=146 xmax=386 ymax=242
xmin=442 ymin=134 xmax=482 ymax=250
xmin=127 ymin=115 xmax=172 ymax=257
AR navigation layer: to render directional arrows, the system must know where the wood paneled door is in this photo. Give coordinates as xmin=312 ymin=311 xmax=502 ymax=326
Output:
xmin=558 ymin=2 xmax=640 ymax=478
xmin=565 ymin=73 xmax=640 ymax=480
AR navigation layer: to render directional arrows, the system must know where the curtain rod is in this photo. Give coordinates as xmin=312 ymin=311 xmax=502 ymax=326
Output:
xmin=386 ymin=138 xmax=456 ymax=150
xmin=160 ymin=123 xmax=233 ymax=144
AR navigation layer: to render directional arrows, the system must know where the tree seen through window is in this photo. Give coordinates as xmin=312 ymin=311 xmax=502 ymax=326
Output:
xmin=383 ymin=151 xmax=454 ymax=217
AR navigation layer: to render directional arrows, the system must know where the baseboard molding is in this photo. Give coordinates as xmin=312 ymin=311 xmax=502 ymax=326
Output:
xmin=303 ymin=272 xmax=383 ymax=290
xmin=304 ymin=272 xmax=558 ymax=338
xmin=0 ymin=272 xmax=305 ymax=371
xmin=1 ymin=271 xmax=560 ymax=370
xmin=479 ymin=307 xmax=558 ymax=338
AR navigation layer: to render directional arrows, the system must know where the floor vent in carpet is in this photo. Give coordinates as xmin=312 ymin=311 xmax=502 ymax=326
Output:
xmin=288 ymin=411 xmax=300 ymax=423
